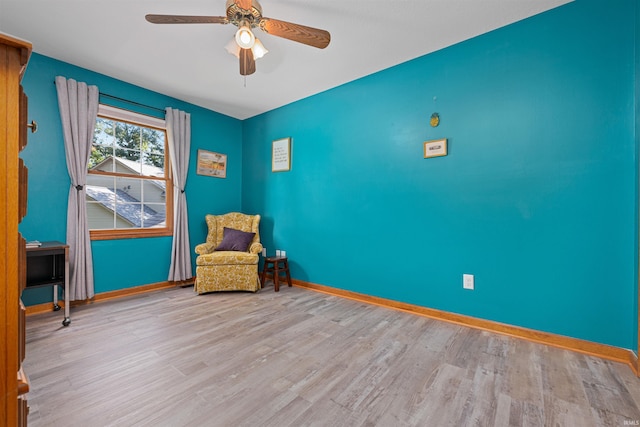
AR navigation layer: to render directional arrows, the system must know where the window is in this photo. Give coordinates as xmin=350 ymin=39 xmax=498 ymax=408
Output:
xmin=86 ymin=105 xmax=172 ymax=240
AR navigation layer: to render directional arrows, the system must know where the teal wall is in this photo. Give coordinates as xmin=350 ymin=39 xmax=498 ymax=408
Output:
xmin=20 ymin=53 xmax=243 ymax=304
xmin=242 ymin=0 xmax=638 ymax=349
xmin=18 ymin=0 xmax=639 ymax=351
xmin=634 ymin=0 xmax=640 ymax=353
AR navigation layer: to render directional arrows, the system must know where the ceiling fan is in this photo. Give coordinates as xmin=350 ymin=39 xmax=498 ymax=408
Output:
xmin=146 ymin=0 xmax=331 ymax=76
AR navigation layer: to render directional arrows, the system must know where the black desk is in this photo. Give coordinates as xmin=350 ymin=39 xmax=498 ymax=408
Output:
xmin=26 ymin=241 xmax=70 ymax=326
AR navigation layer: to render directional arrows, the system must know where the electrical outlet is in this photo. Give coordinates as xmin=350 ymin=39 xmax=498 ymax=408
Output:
xmin=463 ymin=274 xmax=474 ymax=290
xmin=281 ymin=250 xmax=287 ymax=257
xmin=276 ymin=249 xmax=281 ymax=256
xmin=261 ymin=248 xmax=266 ymax=257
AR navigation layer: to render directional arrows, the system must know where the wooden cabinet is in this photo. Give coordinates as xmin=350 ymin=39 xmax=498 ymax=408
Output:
xmin=1 ymin=32 xmax=32 ymax=427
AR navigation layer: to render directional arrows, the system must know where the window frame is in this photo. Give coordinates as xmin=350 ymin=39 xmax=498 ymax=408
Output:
xmin=88 ymin=104 xmax=173 ymax=240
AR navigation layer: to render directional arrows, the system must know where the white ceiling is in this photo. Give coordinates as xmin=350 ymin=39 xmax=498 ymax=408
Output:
xmin=1 ymin=0 xmax=571 ymax=120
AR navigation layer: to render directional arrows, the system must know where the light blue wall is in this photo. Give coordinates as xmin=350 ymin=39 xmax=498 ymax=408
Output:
xmin=20 ymin=53 xmax=243 ymax=304
xmin=242 ymin=0 xmax=638 ymax=349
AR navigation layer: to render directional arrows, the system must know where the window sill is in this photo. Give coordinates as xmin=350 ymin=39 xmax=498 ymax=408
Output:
xmin=90 ymin=228 xmax=172 ymax=241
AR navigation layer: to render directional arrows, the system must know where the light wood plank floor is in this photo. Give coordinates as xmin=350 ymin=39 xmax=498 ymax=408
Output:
xmin=24 ymin=285 xmax=640 ymax=427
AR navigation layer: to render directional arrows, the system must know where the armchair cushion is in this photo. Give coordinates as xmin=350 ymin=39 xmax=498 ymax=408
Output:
xmin=215 ymin=227 xmax=255 ymax=252
xmin=196 ymin=251 xmax=258 ymax=265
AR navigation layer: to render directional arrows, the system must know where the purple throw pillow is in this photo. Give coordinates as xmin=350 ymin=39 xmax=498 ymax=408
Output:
xmin=215 ymin=227 xmax=255 ymax=252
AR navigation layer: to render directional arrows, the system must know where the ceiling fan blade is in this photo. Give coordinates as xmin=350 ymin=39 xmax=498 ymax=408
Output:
xmin=259 ymin=18 xmax=330 ymax=49
xmin=235 ymin=0 xmax=252 ymax=11
xmin=239 ymin=48 xmax=256 ymax=76
xmin=145 ymin=14 xmax=228 ymax=24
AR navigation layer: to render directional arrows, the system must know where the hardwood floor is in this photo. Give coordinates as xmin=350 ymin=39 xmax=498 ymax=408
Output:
xmin=24 ymin=285 xmax=640 ymax=426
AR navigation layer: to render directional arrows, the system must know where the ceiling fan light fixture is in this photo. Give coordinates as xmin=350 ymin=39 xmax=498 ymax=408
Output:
xmin=225 ymin=37 xmax=241 ymax=58
xmin=251 ymin=38 xmax=268 ymax=59
xmin=235 ymin=24 xmax=255 ymax=49
xmin=226 ymin=36 xmax=267 ymax=61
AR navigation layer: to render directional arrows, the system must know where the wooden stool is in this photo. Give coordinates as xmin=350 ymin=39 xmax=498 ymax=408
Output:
xmin=261 ymin=256 xmax=292 ymax=292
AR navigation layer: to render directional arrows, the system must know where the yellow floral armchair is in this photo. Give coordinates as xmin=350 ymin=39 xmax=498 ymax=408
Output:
xmin=194 ymin=212 xmax=263 ymax=294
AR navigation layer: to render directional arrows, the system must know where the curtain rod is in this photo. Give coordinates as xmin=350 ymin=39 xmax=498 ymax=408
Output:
xmin=52 ymin=80 xmax=165 ymax=114
xmin=99 ymin=93 xmax=165 ymax=114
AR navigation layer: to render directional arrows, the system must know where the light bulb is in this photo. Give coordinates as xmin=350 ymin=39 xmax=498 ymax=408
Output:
xmin=239 ymin=30 xmax=252 ymax=45
xmin=235 ymin=25 xmax=255 ymax=49
xmin=251 ymin=38 xmax=268 ymax=59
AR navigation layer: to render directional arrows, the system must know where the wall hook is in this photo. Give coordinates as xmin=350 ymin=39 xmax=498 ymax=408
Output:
xmin=27 ymin=120 xmax=37 ymax=133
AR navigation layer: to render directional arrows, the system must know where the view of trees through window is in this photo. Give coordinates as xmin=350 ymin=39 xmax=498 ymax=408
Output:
xmin=90 ymin=118 xmax=165 ymax=169
xmin=86 ymin=112 xmax=170 ymax=235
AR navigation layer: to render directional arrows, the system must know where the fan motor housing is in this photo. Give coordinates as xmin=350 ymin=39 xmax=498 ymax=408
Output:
xmin=226 ymin=0 xmax=263 ymax=26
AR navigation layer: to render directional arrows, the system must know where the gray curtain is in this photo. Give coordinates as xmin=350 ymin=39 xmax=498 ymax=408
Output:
xmin=55 ymin=76 xmax=99 ymax=300
xmin=166 ymin=108 xmax=192 ymax=281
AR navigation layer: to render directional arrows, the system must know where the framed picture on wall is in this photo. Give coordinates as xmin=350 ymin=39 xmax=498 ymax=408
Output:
xmin=423 ymin=138 xmax=448 ymax=158
xmin=272 ymin=137 xmax=291 ymax=172
xmin=196 ymin=149 xmax=227 ymax=178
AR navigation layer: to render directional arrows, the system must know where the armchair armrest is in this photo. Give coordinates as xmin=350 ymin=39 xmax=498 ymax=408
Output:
xmin=249 ymin=242 xmax=263 ymax=255
xmin=195 ymin=242 xmax=216 ymax=255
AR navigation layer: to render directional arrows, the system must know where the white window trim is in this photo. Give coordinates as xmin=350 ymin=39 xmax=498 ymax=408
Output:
xmin=98 ymin=104 xmax=166 ymax=129
xmin=89 ymin=105 xmax=172 ymax=240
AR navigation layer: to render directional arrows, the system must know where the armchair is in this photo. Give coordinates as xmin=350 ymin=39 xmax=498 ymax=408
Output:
xmin=194 ymin=212 xmax=263 ymax=294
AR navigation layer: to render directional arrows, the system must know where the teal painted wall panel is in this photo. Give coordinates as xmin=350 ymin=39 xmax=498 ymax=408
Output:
xmin=91 ymin=238 xmax=173 ymax=292
xmin=20 ymin=53 xmax=243 ymax=305
xmin=633 ymin=0 xmax=640 ymax=353
xmin=243 ymin=0 xmax=637 ymax=348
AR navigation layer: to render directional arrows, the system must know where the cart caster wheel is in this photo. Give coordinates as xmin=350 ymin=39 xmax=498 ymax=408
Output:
xmin=53 ymin=304 xmax=61 ymax=311
xmin=62 ymin=318 xmax=70 ymax=327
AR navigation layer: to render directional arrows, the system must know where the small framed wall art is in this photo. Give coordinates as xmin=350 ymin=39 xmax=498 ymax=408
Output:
xmin=196 ymin=149 xmax=227 ymax=178
xmin=423 ymin=138 xmax=448 ymax=159
xmin=272 ymin=137 xmax=291 ymax=172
